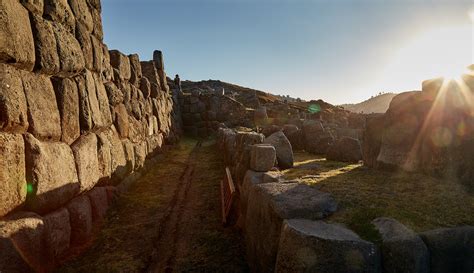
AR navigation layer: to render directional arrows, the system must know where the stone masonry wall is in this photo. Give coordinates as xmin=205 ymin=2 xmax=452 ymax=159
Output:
xmin=0 ymin=0 xmax=181 ymax=271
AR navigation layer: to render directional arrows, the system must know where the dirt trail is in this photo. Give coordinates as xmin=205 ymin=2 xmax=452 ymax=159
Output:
xmin=57 ymin=138 xmax=247 ymax=273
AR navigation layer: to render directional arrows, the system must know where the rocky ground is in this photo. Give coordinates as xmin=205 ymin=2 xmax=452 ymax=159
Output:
xmin=56 ymin=138 xmax=247 ymax=273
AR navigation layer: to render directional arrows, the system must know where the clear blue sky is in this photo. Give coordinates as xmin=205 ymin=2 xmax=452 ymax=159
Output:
xmin=101 ymin=0 xmax=473 ymax=104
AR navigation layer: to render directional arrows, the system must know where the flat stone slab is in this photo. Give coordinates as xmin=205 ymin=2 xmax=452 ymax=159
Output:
xmin=245 ymin=182 xmax=337 ymax=273
xmin=275 ymin=219 xmax=380 ymax=273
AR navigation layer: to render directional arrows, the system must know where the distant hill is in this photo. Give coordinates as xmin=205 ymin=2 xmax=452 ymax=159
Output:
xmin=340 ymin=93 xmax=399 ymax=114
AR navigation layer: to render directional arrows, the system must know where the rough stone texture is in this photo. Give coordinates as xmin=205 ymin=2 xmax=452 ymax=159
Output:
xmin=104 ymin=82 xmax=124 ymax=106
xmin=122 ymin=139 xmax=135 ymax=173
xmin=24 ymin=133 xmax=80 ymax=213
xmin=75 ymin=70 xmax=104 ymax=130
xmin=90 ymin=5 xmax=103 ymax=40
xmin=52 ymin=77 xmax=80 ymax=145
xmin=71 ymin=133 xmax=100 ymax=192
xmin=106 ymin=127 xmax=128 ymax=180
xmin=68 ymin=0 xmax=93 ymax=32
xmin=30 ymin=15 xmax=60 ymax=75
xmin=0 ymin=212 xmax=48 ymax=273
xmin=0 ymin=133 xmax=27 ymax=217
xmin=96 ymin=129 xmax=112 ymax=182
xmin=372 ymin=217 xmax=429 ymax=273
xmin=91 ymin=35 xmax=103 ymax=73
xmin=140 ymin=77 xmax=151 ymax=99
xmin=20 ymin=0 xmax=44 ymax=15
xmin=44 ymin=0 xmax=75 ymax=33
xmin=22 ymin=71 xmax=62 ymax=141
xmin=67 ymin=195 xmax=92 ymax=245
xmin=87 ymin=187 xmax=109 ymax=224
xmin=94 ymin=73 xmax=113 ymax=126
xmin=245 ymin=182 xmax=338 ymax=273
xmin=109 ymin=50 xmax=131 ymax=81
xmin=134 ymin=141 xmax=147 ymax=170
xmin=362 ymin=115 xmax=385 ymax=168
xmin=0 ymin=64 xmax=29 ymax=133
xmin=420 ymin=226 xmax=474 ymax=273
xmin=302 ymin=120 xmax=330 ymax=154
xmin=275 ymin=219 xmax=380 ymax=273
xmin=129 ymin=54 xmax=142 ymax=87
xmin=53 ymin=22 xmax=85 ymax=77
xmin=140 ymin=61 xmax=161 ymax=89
xmin=250 ymin=144 xmax=276 ymax=172
xmin=43 ymin=208 xmax=71 ymax=259
xmin=326 ymin=137 xmax=363 ymax=163
xmin=261 ymin=124 xmax=281 ymax=137
xmin=264 ymin=131 xmax=294 ymax=169
xmin=114 ymin=103 xmax=129 ymax=138
xmin=75 ymin=22 xmax=94 ymax=71
xmin=0 ymin=0 xmax=35 ymax=71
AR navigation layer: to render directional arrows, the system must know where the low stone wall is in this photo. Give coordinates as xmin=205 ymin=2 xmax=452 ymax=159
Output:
xmin=0 ymin=0 xmax=181 ymax=271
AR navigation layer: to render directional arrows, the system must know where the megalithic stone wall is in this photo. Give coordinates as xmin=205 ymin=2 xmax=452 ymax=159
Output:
xmin=0 ymin=0 xmax=182 ymax=271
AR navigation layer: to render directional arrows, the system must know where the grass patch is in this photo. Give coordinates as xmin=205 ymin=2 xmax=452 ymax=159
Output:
xmin=282 ymin=150 xmax=474 ymax=240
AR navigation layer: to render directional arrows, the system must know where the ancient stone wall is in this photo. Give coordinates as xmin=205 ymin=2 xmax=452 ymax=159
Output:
xmin=0 ymin=0 xmax=181 ymax=271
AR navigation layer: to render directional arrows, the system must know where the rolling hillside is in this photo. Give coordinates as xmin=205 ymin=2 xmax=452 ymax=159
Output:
xmin=340 ymin=93 xmax=399 ymax=113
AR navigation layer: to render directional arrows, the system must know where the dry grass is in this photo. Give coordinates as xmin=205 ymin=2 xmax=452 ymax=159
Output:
xmin=282 ymin=151 xmax=474 ymax=241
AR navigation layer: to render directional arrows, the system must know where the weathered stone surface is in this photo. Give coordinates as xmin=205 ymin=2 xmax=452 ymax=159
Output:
xmin=363 ymin=115 xmax=385 ymax=168
xmin=90 ymin=5 xmax=103 ymax=40
xmin=87 ymin=187 xmax=109 ymax=223
xmin=0 ymin=64 xmax=29 ymax=133
xmin=71 ymin=133 xmax=100 ymax=192
xmin=52 ymin=77 xmax=80 ymax=145
xmin=94 ymin=73 xmax=113 ymax=127
xmin=264 ymin=131 xmax=294 ymax=169
xmin=75 ymin=70 xmax=104 ymax=130
xmin=75 ymin=22 xmax=94 ymax=71
xmin=30 ymin=15 xmax=60 ymax=74
xmin=326 ymin=137 xmax=362 ymax=163
xmin=0 ymin=0 xmax=35 ymax=71
xmin=140 ymin=77 xmax=151 ymax=99
xmin=420 ymin=226 xmax=474 ymax=273
xmin=302 ymin=120 xmax=325 ymax=153
xmin=122 ymin=139 xmax=135 ymax=173
xmin=114 ymin=103 xmax=129 ymax=138
xmin=129 ymin=54 xmax=142 ymax=87
xmin=0 ymin=212 xmax=48 ymax=273
xmin=43 ymin=208 xmax=71 ymax=259
xmin=22 ymin=71 xmax=62 ymax=141
xmin=44 ymin=0 xmax=75 ymax=33
xmin=106 ymin=127 xmax=127 ymax=180
xmin=153 ymin=50 xmax=168 ymax=91
xmin=372 ymin=217 xmax=429 ymax=273
xmin=96 ymin=130 xmax=112 ymax=181
xmin=146 ymin=134 xmax=163 ymax=156
xmin=245 ymin=182 xmax=338 ymax=272
xmin=275 ymin=219 xmax=380 ymax=273
xmin=109 ymin=50 xmax=131 ymax=81
xmin=20 ymin=0 xmax=44 ymax=15
xmin=140 ymin=61 xmax=161 ymax=88
xmin=0 ymin=133 xmax=26 ymax=217
xmin=66 ymin=195 xmax=92 ymax=245
xmin=104 ymin=82 xmax=123 ymax=106
xmin=90 ymin=35 xmax=103 ymax=73
xmin=24 ymin=133 xmax=80 ymax=213
xmin=53 ymin=23 xmax=85 ymax=77
xmin=250 ymin=144 xmax=276 ymax=172
xmin=134 ymin=141 xmax=147 ymax=170
xmin=68 ymin=0 xmax=93 ymax=32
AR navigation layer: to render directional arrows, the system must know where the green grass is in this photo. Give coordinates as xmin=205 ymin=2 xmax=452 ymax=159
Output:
xmin=282 ymin=150 xmax=474 ymax=241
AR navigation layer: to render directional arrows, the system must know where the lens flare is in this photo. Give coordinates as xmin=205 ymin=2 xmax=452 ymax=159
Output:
xmin=308 ymin=104 xmax=321 ymax=114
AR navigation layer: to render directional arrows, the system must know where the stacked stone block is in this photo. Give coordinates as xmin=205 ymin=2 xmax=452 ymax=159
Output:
xmin=0 ymin=0 xmax=181 ymax=271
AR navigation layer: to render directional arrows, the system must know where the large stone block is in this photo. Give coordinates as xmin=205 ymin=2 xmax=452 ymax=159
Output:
xmin=0 ymin=64 xmax=29 ymax=133
xmin=22 ymin=71 xmax=62 ymax=141
xmin=134 ymin=141 xmax=147 ymax=170
xmin=96 ymin=130 xmax=112 ymax=182
xmin=75 ymin=70 xmax=104 ymax=130
xmin=140 ymin=77 xmax=151 ymax=99
xmin=68 ymin=0 xmax=93 ymax=32
xmin=245 ymin=182 xmax=338 ymax=273
xmin=109 ymin=50 xmax=131 ymax=81
xmin=20 ymin=0 xmax=44 ymax=15
xmin=114 ymin=103 xmax=129 ymax=138
xmin=140 ymin=61 xmax=161 ymax=88
xmin=24 ymin=133 xmax=80 ymax=213
xmin=87 ymin=187 xmax=109 ymax=224
xmin=104 ymin=82 xmax=124 ymax=106
xmin=44 ymin=0 xmax=75 ymax=33
xmin=53 ymin=23 xmax=85 ymax=77
xmin=71 ymin=133 xmax=100 ymax=192
xmin=43 ymin=208 xmax=71 ymax=259
xmin=75 ymin=22 xmax=94 ymax=71
xmin=0 ymin=133 xmax=27 ymax=217
xmin=52 ymin=77 xmax=80 ymax=145
xmin=326 ymin=137 xmax=363 ymax=163
xmin=372 ymin=217 xmax=429 ymax=273
xmin=420 ymin=226 xmax=474 ymax=273
xmin=94 ymin=73 xmax=113 ymax=127
xmin=250 ymin=144 xmax=276 ymax=172
xmin=0 ymin=0 xmax=35 ymax=71
xmin=129 ymin=54 xmax=142 ymax=87
xmin=122 ymin=139 xmax=135 ymax=173
xmin=66 ymin=195 xmax=92 ymax=245
xmin=264 ymin=131 xmax=294 ymax=169
xmin=102 ymin=127 xmax=127 ymax=180
xmin=0 ymin=212 xmax=48 ymax=273
xmin=275 ymin=219 xmax=380 ymax=273
xmin=90 ymin=5 xmax=103 ymax=40
xmin=30 ymin=15 xmax=60 ymax=74
xmin=90 ymin=35 xmax=103 ymax=73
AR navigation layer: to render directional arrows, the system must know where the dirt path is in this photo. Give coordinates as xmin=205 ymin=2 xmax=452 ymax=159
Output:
xmin=57 ymin=138 xmax=248 ymax=273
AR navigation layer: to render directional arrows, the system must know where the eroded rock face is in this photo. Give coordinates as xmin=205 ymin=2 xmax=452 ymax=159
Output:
xmin=275 ymin=219 xmax=380 ymax=273
xmin=326 ymin=137 xmax=362 ymax=163
xmin=53 ymin=22 xmax=85 ymax=77
xmin=30 ymin=15 xmax=60 ymax=75
xmin=250 ymin=144 xmax=276 ymax=172
xmin=264 ymin=131 xmax=294 ymax=169
xmin=24 ymin=133 xmax=80 ymax=213
xmin=420 ymin=226 xmax=474 ymax=273
xmin=43 ymin=208 xmax=71 ymax=259
xmin=67 ymin=195 xmax=92 ymax=245
xmin=372 ymin=217 xmax=429 ymax=273
xmin=0 ymin=64 xmax=29 ymax=133
xmin=0 ymin=133 xmax=27 ymax=217
xmin=109 ymin=50 xmax=131 ymax=81
xmin=52 ymin=77 xmax=80 ymax=145
xmin=87 ymin=187 xmax=109 ymax=224
xmin=71 ymin=133 xmax=100 ymax=192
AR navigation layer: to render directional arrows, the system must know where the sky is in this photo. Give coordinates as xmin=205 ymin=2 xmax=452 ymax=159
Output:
xmin=101 ymin=0 xmax=474 ymax=104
